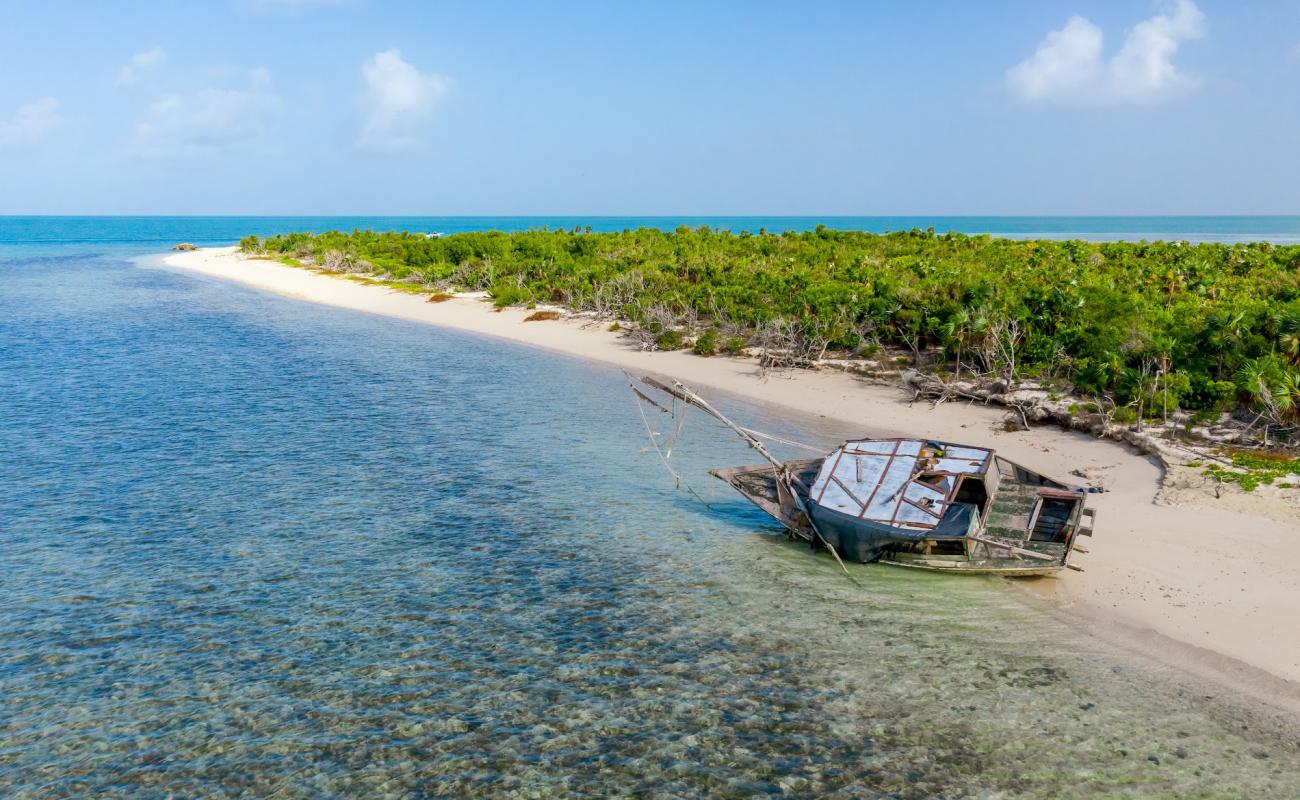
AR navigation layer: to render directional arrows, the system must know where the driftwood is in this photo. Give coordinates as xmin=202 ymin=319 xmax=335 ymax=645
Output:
xmin=901 ymin=370 xmax=1283 ymax=474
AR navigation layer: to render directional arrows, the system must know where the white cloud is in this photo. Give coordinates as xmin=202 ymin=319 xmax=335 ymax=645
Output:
xmin=1107 ymin=0 xmax=1206 ymax=100
xmin=1007 ymin=16 xmax=1103 ymax=102
xmin=1007 ymin=0 xmax=1206 ymax=105
xmin=134 ymin=69 xmax=280 ymax=158
xmin=117 ymin=47 xmax=167 ymax=86
xmin=0 ymin=98 xmax=63 ymax=150
xmin=355 ymin=49 xmax=451 ymax=154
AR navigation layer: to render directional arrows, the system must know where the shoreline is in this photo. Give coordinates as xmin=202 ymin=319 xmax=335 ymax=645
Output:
xmin=161 ymin=247 xmax=1300 ymax=699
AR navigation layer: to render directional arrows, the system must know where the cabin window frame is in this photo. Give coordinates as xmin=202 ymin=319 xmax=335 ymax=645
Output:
xmin=1026 ymin=489 xmax=1081 ymax=543
xmin=952 ymin=474 xmax=992 ymax=517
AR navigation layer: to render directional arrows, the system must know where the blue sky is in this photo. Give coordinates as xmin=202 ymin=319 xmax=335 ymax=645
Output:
xmin=0 ymin=0 xmax=1297 ymax=215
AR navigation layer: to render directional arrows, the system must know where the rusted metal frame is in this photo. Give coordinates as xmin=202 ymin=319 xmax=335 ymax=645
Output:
xmin=886 ymin=492 xmax=909 ymax=527
xmin=844 ymin=448 xmax=901 ymax=458
xmin=917 ymin=469 xmax=966 ymax=510
xmin=830 ymin=474 xmax=868 ymax=509
xmin=887 ymin=448 xmax=939 ymax=528
xmin=902 ymin=495 xmax=944 ymax=518
xmin=857 ymin=440 xmax=901 ymax=519
xmin=918 ymin=470 xmax=966 ymax=514
xmin=840 ymin=435 xmax=908 ymax=456
xmin=815 ymin=445 xmax=849 ymax=505
xmin=888 ymin=440 xmax=970 ymax=528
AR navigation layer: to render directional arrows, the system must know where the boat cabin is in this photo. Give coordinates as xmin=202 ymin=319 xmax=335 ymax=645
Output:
xmin=800 ymin=438 xmax=1092 ymax=573
xmin=809 ymin=439 xmax=995 ymax=535
xmin=629 ymin=375 xmax=1097 ymax=577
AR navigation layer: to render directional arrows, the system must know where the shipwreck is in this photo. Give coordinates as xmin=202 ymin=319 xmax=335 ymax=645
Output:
xmin=630 ymin=375 xmax=1096 ymax=577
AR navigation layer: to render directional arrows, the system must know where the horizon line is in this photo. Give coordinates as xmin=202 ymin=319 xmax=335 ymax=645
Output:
xmin=4 ymin=213 xmax=1300 ymax=220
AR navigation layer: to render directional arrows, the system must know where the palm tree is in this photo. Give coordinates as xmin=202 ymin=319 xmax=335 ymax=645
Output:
xmin=940 ymin=308 xmax=989 ymax=379
xmin=1235 ymin=359 xmax=1298 ymax=442
xmin=1275 ymin=370 xmax=1300 ymax=421
xmin=1151 ymin=337 xmax=1178 ymax=424
xmin=1208 ymin=310 xmax=1248 ymax=377
xmin=1273 ymin=309 xmax=1300 ymax=364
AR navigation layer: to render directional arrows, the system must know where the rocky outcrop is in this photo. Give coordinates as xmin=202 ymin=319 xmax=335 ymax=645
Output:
xmin=173 ymin=243 xmax=198 ymax=251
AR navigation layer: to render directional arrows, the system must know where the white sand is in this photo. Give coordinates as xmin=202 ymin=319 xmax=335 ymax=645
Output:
xmin=163 ymin=247 xmax=1300 ymax=696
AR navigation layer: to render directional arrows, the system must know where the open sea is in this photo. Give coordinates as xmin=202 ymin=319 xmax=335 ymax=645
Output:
xmin=2 ymin=215 xmax=1300 ymax=253
xmin=3 ymin=217 xmax=1300 ymax=798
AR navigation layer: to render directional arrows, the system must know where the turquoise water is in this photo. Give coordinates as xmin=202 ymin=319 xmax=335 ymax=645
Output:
xmin=2 ymin=225 xmax=1300 ymax=797
xmin=3 ymin=215 xmax=1300 ymax=254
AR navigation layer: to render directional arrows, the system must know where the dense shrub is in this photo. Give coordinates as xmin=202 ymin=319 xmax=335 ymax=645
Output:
xmin=244 ymin=227 xmax=1300 ymax=427
xmin=656 ymin=329 xmax=685 ymax=350
xmin=692 ymin=328 xmax=719 ymax=356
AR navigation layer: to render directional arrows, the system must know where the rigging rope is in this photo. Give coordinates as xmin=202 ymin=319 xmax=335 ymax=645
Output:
xmin=735 ymin=427 xmax=824 ymax=453
xmin=663 ymin=394 xmax=689 ymax=460
xmin=627 ymin=380 xmax=712 ymax=510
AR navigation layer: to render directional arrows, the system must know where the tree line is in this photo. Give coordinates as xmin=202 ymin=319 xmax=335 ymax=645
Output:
xmin=240 ymin=226 xmax=1300 ymax=440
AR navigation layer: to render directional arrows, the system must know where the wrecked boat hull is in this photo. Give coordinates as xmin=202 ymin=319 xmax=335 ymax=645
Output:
xmin=711 ymin=459 xmax=1092 ymax=577
xmin=808 ymin=501 xmax=973 ymax=565
xmin=628 ymin=375 xmax=1094 ymax=578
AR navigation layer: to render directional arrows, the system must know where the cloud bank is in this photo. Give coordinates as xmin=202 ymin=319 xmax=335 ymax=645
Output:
xmin=1007 ymin=0 xmax=1206 ymax=105
xmin=134 ymin=69 xmax=280 ymax=158
xmin=117 ymin=47 xmax=167 ymax=86
xmin=0 ymin=98 xmax=63 ymax=150
xmin=355 ymin=49 xmax=451 ymax=154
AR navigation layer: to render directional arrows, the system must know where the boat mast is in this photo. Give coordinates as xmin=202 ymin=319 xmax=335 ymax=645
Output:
xmin=633 ymin=375 xmax=854 ymax=578
xmin=638 ymin=376 xmax=790 ymax=478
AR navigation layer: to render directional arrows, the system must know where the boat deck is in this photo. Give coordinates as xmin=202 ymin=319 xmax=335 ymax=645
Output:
xmin=711 ymin=459 xmax=1084 ymax=576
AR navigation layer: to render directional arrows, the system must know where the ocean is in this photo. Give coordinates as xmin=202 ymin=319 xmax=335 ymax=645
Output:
xmin=3 ymin=214 xmax=1300 ymax=255
xmin=2 ymin=218 xmax=1299 ymax=797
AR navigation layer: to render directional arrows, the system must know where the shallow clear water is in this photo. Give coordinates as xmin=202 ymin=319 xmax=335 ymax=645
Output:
xmin=2 ymin=239 xmax=1300 ymax=798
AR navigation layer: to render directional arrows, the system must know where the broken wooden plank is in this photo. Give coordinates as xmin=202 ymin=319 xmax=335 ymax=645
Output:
xmin=966 ymin=533 xmax=1060 ymax=562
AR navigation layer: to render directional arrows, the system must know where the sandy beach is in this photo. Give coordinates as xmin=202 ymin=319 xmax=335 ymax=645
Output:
xmin=164 ymin=246 xmax=1300 ymax=702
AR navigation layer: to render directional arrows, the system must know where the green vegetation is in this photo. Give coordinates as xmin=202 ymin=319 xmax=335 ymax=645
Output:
xmin=1202 ymin=449 xmax=1300 ymax=491
xmin=655 ymin=329 xmax=685 ymax=350
xmin=344 ymin=275 xmax=430 ymax=294
xmin=240 ymin=227 xmax=1300 ymax=442
xmin=692 ymin=327 xmax=719 ymax=356
xmin=253 ymin=254 xmax=303 ymax=268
